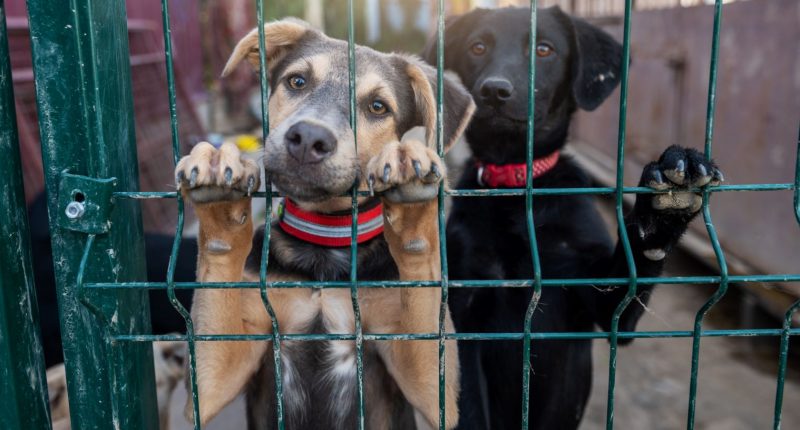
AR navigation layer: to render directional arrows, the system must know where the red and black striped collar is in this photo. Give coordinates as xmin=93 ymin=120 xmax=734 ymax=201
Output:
xmin=278 ymin=198 xmax=384 ymax=247
xmin=475 ymin=151 xmax=560 ymax=188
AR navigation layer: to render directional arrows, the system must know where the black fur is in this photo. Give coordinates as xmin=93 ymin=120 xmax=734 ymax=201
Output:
xmin=425 ymin=7 xmax=721 ymax=429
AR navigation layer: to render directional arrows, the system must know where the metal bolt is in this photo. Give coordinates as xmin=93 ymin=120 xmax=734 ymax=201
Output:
xmin=65 ymin=201 xmax=85 ymax=219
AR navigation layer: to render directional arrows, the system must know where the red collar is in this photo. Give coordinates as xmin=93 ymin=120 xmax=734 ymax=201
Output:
xmin=278 ymin=199 xmax=384 ymax=247
xmin=476 ymin=151 xmax=560 ymax=188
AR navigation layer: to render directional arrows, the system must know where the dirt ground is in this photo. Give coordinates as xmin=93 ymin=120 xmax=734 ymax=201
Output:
xmin=580 ymin=251 xmax=800 ymax=429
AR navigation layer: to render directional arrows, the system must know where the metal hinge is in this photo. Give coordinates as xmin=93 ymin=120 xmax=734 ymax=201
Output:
xmin=57 ymin=171 xmax=117 ymax=234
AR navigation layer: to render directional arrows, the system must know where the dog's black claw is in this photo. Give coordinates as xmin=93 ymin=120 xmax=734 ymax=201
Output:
xmin=368 ymin=174 xmax=375 ymax=196
xmin=246 ymin=176 xmax=256 ymax=196
xmin=224 ymin=167 xmax=233 ymax=186
xmin=676 ymin=159 xmax=685 ymax=174
xmin=697 ymin=164 xmax=707 ymax=178
xmin=431 ymin=163 xmax=441 ymax=179
xmin=413 ymin=160 xmax=423 ymax=179
xmin=652 ymin=169 xmax=664 ymax=185
xmin=714 ymin=168 xmax=725 ymax=183
xmin=383 ymin=164 xmax=391 ymax=183
xmin=189 ymin=168 xmax=198 ymax=187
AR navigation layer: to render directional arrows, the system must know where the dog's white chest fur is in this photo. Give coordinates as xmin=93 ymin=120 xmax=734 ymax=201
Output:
xmin=280 ymin=289 xmax=358 ymax=425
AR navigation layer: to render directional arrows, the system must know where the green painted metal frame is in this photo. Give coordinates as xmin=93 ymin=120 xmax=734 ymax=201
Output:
xmin=24 ymin=0 xmax=159 ymax=429
xmin=0 ymin=1 xmax=51 ymax=428
xmin=6 ymin=0 xmax=796 ymax=429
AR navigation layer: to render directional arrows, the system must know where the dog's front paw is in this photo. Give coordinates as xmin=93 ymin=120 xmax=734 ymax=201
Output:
xmin=175 ymin=142 xmax=260 ymax=204
xmin=633 ymin=146 xmax=724 ymax=261
xmin=640 ymin=145 xmax=723 ymax=215
xmin=366 ymin=140 xmax=445 ymax=203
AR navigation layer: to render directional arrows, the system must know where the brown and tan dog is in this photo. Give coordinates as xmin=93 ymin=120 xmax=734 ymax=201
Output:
xmin=174 ymin=19 xmax=474 ymax=429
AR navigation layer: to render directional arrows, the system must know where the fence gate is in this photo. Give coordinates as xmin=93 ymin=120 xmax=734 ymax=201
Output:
xmin=1 ymin=0 xmax=799 ymax=430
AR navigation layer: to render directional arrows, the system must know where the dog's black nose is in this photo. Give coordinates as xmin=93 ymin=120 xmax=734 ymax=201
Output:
xmin=479 ymin=78 xmax=514 ymax=106
xmin=285 ymin=122 xmax=337 ymax=164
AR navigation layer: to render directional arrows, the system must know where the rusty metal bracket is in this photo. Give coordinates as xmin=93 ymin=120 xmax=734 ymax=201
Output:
xmin=57 ymin=171 xmax=117 ymax=234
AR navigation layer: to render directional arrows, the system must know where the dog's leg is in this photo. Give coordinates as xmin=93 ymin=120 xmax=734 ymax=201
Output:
xmin=366 ymin=140 xmax=460 ymax=429
xmin=175 ymin=142 xmax=267 ymax=424
xmin=581 ymin=145 xmax=724 ymax=333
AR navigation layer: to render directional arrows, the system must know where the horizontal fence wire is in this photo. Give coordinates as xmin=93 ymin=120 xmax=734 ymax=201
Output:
xmin=83 ymin=274 xmax=800 ymax=290
xmin=109 ymin=328 xmax=800 ymax=343
xmin=64 ymin=0 xmax=800 ymax=429
xmin=110 ymin=183 xmax=797 ymax=200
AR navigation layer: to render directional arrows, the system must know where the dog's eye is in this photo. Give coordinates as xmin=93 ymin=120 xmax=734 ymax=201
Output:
xmin=368 ymin=100 xmax=389 ymax=116
xmin=470 ymin=42 xmax=487 ymax=56
xmin=288 ymin=75 xmax=307 ymax=90
xmin=536 ymin=43 xmax=554 ymax=58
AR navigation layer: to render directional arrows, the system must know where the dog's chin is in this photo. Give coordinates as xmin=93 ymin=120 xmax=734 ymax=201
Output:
xmin=268 ymin=173 xmax=353 ymax=203
xmin=472 ymin=108 xmax=536 ymax=132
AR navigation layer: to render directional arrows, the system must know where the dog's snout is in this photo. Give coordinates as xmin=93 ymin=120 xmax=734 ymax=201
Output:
xmin=479 ymin=78 xmax=514 ymax=105
xmin=285 ymin=122 xmax=337 ymax=164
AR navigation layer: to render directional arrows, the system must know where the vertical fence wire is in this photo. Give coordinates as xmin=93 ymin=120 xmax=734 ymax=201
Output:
xmin=24 ymin=1 xmax=798 ymax=429
xmin=686 ymin=2 xmax=727 ymax=428
xmin=605 ymin=1 xmax=637 ymax=428
xmin=254 ymin=1 xmax=286 ymax=429
xmin=520 ymin=2 xmax=543 ymax=429
xmin=159 ymin=0 xmax=201 ymax=428
xmin=772 ymin=127 xmax=800 ymax=430
xmin=434 ymin=0 xmax=450 ymax=428
xmin=346 ymin=1 xmax=366 ymax=427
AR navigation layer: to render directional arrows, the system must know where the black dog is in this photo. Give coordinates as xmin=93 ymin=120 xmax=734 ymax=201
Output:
xmin=425 ymin=7 xmax=723 ymax=429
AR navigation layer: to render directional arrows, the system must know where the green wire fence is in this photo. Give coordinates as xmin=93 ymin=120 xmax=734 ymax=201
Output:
xmin=1 ymin=0 xmax=798 ymax=429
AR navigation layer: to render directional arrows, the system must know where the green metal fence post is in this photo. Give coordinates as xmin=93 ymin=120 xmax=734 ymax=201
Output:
xmin=26 ymin=0 xmax=158 ymax=428
xmin=0 ymin=2 xmax=52 ymax=428
xmin=772 ymin=128 xmax=800 ymax=430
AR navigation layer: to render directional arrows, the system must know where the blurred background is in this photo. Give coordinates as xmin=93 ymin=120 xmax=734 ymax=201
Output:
xmin=5 ymin=0 xmax=798 ymax=429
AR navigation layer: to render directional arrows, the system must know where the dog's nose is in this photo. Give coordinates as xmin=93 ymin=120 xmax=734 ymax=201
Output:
xmin=479 ymin=78 xmax=514 ymax=106
xmin=285 ymin=122 xmax=337 ymax=164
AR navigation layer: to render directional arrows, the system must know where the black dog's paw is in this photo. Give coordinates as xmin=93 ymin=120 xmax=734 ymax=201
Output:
xmin=639 ymin=145 xmax=723 ymax=215
xmin=633 ymin=146 xmax=723 ymax=261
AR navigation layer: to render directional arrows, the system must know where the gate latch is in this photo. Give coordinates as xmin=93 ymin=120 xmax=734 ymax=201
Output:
xmin=57 ymin=171 xmax=117 ymax=234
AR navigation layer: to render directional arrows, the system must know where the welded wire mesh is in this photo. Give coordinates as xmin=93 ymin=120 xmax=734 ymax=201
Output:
xmin=67 ymin=0 xmax=800 ymax=429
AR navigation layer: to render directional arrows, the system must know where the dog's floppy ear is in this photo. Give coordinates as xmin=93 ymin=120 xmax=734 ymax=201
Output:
xmin=421 ymin=9 xmax=488 ymax=69
xmin=561 ymin=10 xmax=623 ymax=111
xmin=221 ymin=18 xmax=313 ymax=77
xmin=401 ymin=55 xmax=475 ymax=151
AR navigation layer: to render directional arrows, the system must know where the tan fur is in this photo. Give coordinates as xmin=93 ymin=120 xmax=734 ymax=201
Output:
xmin=221 ymin=19 xmax=311 ymax=77
xmin=178 ymin=18 xmax=473 ymax=429
xmin=406 ymin=64 xmax=438 ymax=148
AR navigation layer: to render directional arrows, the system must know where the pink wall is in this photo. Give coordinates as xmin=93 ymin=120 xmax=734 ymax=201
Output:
xmin=5 ymin=0 xmax=205 ymax=97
